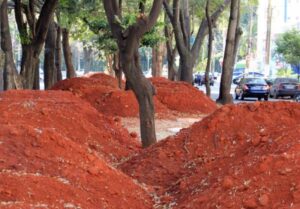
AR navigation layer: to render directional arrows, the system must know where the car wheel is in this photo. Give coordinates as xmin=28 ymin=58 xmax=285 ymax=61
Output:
xmin=235 ymin=93 xmax=239 ymax=100
xmin=294 ymin=94 xmax=300 ymax=102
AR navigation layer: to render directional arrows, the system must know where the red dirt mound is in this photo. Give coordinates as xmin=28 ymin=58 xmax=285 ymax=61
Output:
xmin=150 ymin=77 xmax=217 ymax=114
xmin=120 ymin=102 xmax=300 ymax=208
xmin=0 ymin=90 xmax=140 ymax=164
xmin=0 ymin=124 xmax=153 ymax=209
xmin=52 ymin=76 xmax=169 ymax=117
xmin=85 ymin=72 xmax=122 ymax=88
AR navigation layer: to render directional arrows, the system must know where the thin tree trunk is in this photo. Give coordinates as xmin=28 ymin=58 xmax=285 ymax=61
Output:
xmin=56 ymin=25 xmax=62 ymax=81
xmin=265 ymin=0 xmax=272 ymax=66
xmin=1 ymin=0 xmax=22 ymax=90
xmin=217 ymin=0 xmax=241 ymax=104
xmin=205 ymin=0 xmax=213 ymax=97
xmin=44 ymin=19 xmax=57 ymax=89
xmin=113 ymin=52 xmax=122 ymax=89
xmin=151 ymin=43 xmax=165 ymax=77
xmin=106 ymin=54 xmax=114 ymax=76
xmin=83 ymin=43 xmax=92 ymax=74
xmin=164 ymin=15 xmax=177 ymax=81
xmin=62 ymin=28 xmax=76 ymax=78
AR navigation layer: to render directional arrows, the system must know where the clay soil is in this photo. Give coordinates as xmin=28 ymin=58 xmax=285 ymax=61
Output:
xmin=1 ymin=73 xmax=300 ymax=209
xmin=120 ymin=102 xmax=300 ymax=208
xmin=52 ymin=73 xmax=217 ymax=117
xmin=0 ymin=90 xmax=156 ymax=208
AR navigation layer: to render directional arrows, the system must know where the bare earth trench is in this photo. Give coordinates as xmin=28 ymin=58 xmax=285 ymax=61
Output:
xmin=121 ymin=115 xmax=206 ymax=141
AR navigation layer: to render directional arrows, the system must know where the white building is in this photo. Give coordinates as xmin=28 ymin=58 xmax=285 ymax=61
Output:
xmin=256 ymin=0 xmax=300 ymax=76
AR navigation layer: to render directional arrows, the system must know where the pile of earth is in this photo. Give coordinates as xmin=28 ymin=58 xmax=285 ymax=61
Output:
xmin=52 ymin=74 xmax=217 ymax=117
xmin=150 ymin=77 xmax=217 ymax=114
xmin=120 ymin=102 xmax=300 ymax=208
xmin=51 ymin=76 xmax=169 ymax=117
xmin=0 ymin=90 xmax=154 ymax=208
xmin=0 ymin=125 xmax=153 ymax=209
xmin=0 ymin=90 xmax=140 ymax=165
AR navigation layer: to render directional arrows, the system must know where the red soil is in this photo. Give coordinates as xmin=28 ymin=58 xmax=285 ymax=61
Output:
xmin=120 ymin=102 xmax=300 ymax=208
xmin=0 ymin=90 xmax=140 ymax=164
xmin=0 ymin=124 xmax=153 ymax=209
xmin=150 ymin=77 xmax=217 ymax=114
xmin=52 ymin=75 xmax=169 ymax=117
xmin=52 ymin=74 xmax=216 ymax=117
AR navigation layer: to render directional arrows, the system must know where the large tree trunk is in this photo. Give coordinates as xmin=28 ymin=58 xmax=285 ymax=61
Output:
xmin=120 ymin=47 xmax=156 ymax=147
xmin=44 ymin=19 xmax=57 ymax=89
xmin=164 ymin=0 xmax=230 ymax=84
xmin=1 ymin=0 xmax=22 ymax=90
xmin=151 ymin=43 xmax=165 ymax=77
xmin=179 ymin=55 xmax=194 ymax=82
xmin=55 ymin=25 xmax=62 ymax=81
xmin=62 ymin=28 xmax=76 ymax=78
xmin=217 ymin=0 xmax=241 ymax=104
xmin=103 ymin=0 xmax=163 ymax=147
xmin=205 ymin=0 xmax=213 ymax=97
xmin=14 ymin=0 xmax=59 ymax=89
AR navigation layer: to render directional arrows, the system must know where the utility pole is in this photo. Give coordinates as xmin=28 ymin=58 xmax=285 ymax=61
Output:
xmin=265 ymin=0 xmax=272 ymax=76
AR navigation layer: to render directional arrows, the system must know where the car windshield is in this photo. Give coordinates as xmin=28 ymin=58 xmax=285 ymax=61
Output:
xmin=277 ymin=78 xmax=298 ymax=83
xmin=244 ymin=78 xmax=267 ymax=84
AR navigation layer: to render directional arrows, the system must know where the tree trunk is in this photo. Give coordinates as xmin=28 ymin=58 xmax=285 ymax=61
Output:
xmin=56 ymin=25 xmax=62 ymax=81
xmin=44 ymin=19 xmax=57 ymax=89
xmin=62 ymin=28 xmax=76 ymax=78
xmin=164 ymin=15 xmax=177 ymax=81
xmin=120 ymin=47 xmax=156 ymax=147
xmin=163 ymin=0 xmax=230 ymax=84
xmin=0 ymin=52 xmax=4 ymax=91
xmin=14 ymin=0 xmax=59 ymax=89
xmin=1 ymin=0 xmax=22 ymax=90
xmin=106 ymin=54 xmax=114 ymax=76
xmin=179 ymin=55 xmax=194 ymax=82
xmin=113 ymin=52 xmax=122 ymax=89
xmin=83 ymin=43 xmax=92 ymax=74
xmin=103 ymin=0 xmax=163 ymax=147
xmin=151 ymin=43 xmax=165 ymax=77
xmin=205 ymin=0 xmax=213 ymax=97
xmin=217 ymin=0 xmax=241 ymax=104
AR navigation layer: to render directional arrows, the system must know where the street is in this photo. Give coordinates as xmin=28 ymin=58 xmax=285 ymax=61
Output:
xmin=195 ymin=77 xmax=293 ymax=103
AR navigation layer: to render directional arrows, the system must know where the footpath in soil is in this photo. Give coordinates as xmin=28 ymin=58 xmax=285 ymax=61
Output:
xmin=120 ymin=102 xmax=300 ymax=208
xmin=0 ymin=90 xmax=154 ymax=209
xmin=52 ymin=73 xmax=217 ymax=117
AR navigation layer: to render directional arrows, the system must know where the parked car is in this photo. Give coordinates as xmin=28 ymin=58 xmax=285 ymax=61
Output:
xmin=269 ymin=78 xmax=300 ymax=99
xmin=232 ymin=72 xmax=265 ymax=84
xmin=235 ymin=77 xmax=270 ymax=101
xmin=193 ymin=73 xmax=214 ymax=86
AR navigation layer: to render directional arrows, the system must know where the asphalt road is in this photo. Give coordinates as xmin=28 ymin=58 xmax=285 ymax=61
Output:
xmin=195 ymin=78 xmax=294 ymax=104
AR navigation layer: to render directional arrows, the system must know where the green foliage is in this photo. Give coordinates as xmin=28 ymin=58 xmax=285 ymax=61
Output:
xmin=276 ymin=67 xmax=297 ymax=77
xmin=275 ymin=29 xmax=300 ymax=66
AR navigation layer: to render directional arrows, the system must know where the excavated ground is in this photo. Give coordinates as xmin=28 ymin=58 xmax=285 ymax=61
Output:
xmin=1 ymin=73 xmax=299 ymax=209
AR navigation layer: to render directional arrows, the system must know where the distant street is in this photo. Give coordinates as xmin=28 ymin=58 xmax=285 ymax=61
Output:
xmin=195 ymin=77 xmax=293 ymax=103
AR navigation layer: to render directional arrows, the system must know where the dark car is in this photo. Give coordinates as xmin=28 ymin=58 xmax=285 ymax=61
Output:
xmin=194 ymin=73 xmax=214 ymax=86
xmin=235 ymin=77 xmax=270 ymax=101
xmin=269 ymin=78 xmax=300 ymax=99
